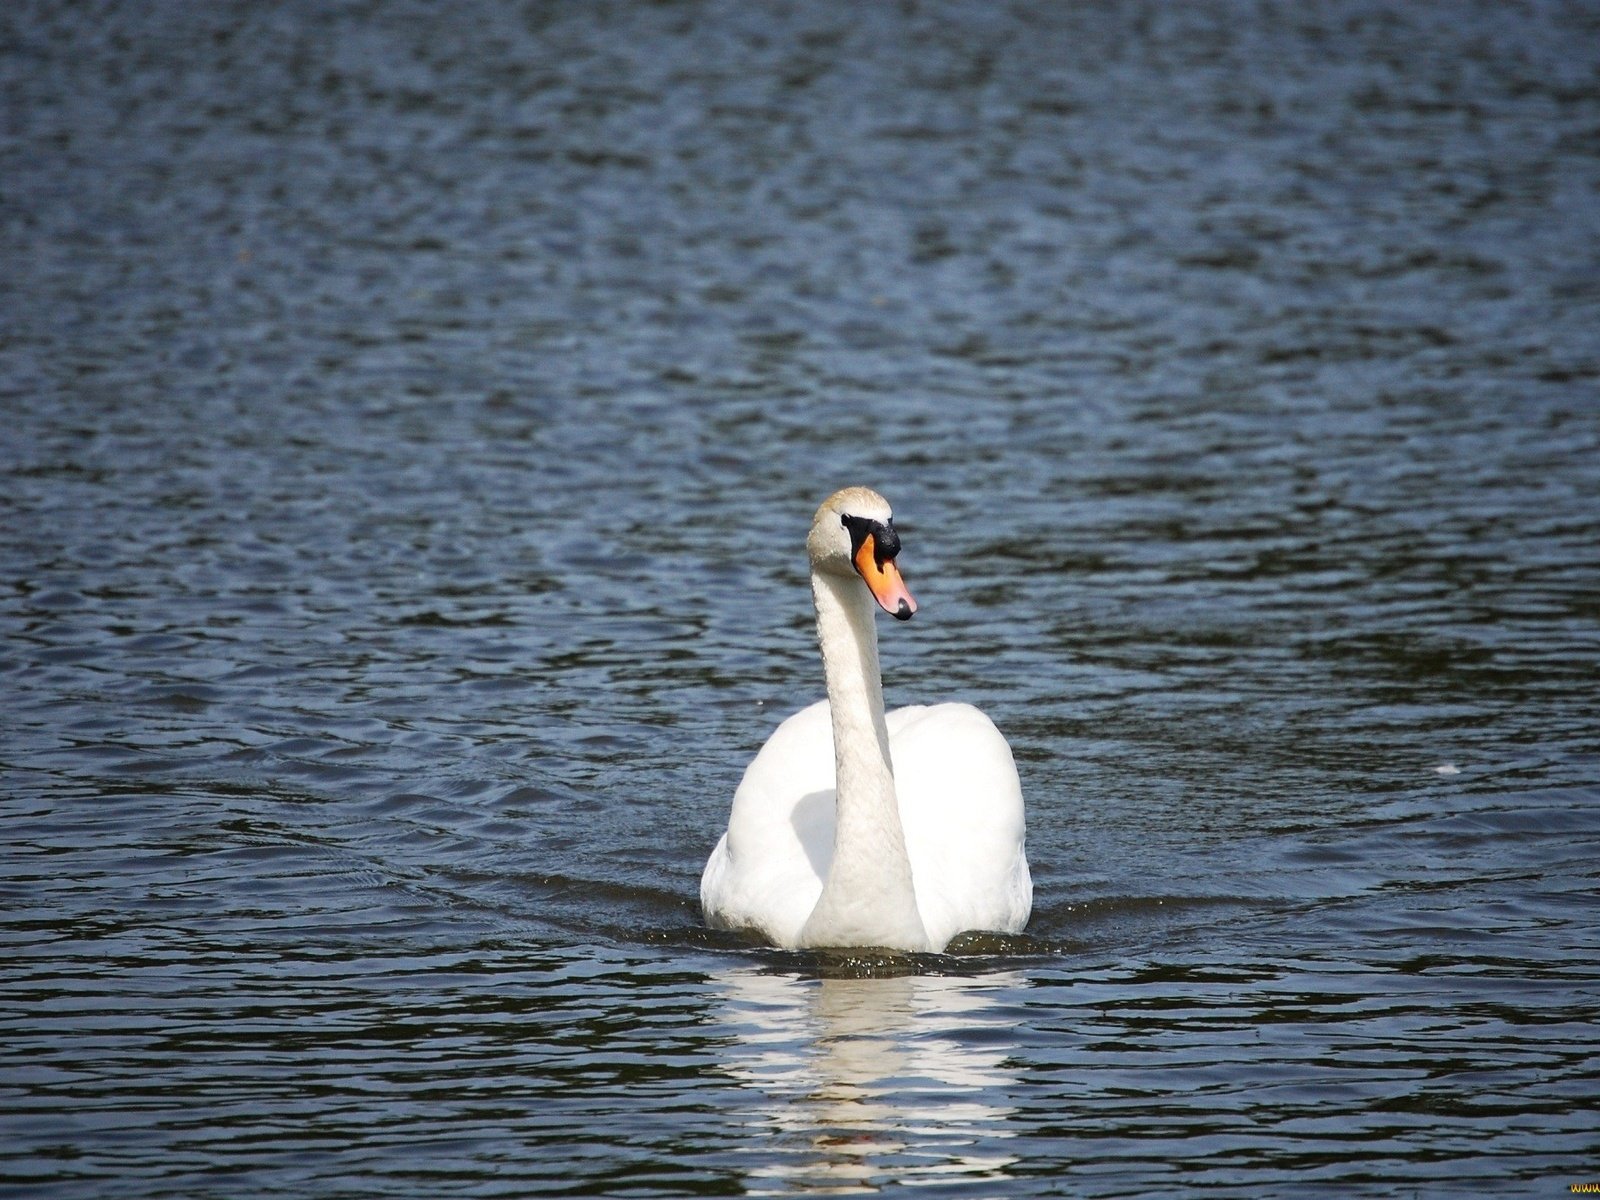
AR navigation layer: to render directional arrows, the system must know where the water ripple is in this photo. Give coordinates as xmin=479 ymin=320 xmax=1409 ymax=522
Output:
xmin=4 ymin=0 xmax=1599 ymax=1194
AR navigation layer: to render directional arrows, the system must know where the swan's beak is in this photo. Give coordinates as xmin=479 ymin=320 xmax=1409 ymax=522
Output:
xmin=853 ymin=534 xmax=918 ymax=621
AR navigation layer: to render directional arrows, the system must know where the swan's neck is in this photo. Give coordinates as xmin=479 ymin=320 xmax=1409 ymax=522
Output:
xmin=799 ymin=571 xmax=930 ymax=952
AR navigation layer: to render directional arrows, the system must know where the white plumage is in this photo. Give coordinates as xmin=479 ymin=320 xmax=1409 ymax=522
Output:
xmin=701 ymin=487 xmax=1031 ymax=953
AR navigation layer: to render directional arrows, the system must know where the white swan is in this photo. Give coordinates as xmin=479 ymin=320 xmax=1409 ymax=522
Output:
xmin=700 ymin=487 xmax=1031 ymax=953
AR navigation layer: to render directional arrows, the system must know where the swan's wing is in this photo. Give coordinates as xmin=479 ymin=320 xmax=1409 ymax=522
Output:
xmin=888 ymin=703 xmax=1032 ymax=946
xmin=700 ymin=700 xmax=834 ymax=947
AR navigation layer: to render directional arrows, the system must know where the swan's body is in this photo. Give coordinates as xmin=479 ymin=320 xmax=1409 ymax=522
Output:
xmin=700 ymin=487 xmax=1031 ymax=953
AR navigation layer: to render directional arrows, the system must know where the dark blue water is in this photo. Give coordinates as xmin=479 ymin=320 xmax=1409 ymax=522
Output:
xmin=3 ymin=1 xmax=1599 ymax=1195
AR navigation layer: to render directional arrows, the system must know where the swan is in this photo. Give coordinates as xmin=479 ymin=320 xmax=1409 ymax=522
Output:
xmin=700 ymin=486 xmax=1031 ymax=953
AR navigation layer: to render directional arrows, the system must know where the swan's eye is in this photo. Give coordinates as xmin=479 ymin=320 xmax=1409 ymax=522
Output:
xmin=840 ymin=514 xmax=900 ymax=567
xmin=840 ymin=514 xmax=872 ymax=558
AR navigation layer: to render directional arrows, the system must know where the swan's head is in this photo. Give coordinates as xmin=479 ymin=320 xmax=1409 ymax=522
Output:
xmin=807 ymin=487 xmax=918 ymax=621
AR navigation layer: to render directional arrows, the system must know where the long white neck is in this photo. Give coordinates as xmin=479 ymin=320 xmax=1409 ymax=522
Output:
xmin=798 ymin=570 xmax=930 ymax=952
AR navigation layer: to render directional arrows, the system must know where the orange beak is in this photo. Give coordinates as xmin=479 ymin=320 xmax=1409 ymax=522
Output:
xmin=853 ymin=534 xmax=918 ymax=621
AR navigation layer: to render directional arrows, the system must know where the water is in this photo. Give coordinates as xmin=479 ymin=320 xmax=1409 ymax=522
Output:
xmin=3 ymin=0 xmax=1599 ymax=1194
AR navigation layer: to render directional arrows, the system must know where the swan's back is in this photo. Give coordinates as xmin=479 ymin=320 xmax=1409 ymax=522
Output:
xmin=701 ymin=701 xmax=835 ymax=945
xmin=889 ymin=703 xmax=1031 ymax=949
xmin=701 ymin=700 xmax=1030 ymax=950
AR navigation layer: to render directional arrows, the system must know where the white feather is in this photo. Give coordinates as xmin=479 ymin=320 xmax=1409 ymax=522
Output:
xmin=701 ymin=487 xmax=1031 ymax=952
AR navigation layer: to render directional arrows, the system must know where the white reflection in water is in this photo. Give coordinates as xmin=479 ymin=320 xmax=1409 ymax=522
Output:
xmin=713 ymin=967 xmax=1023 ymax=1194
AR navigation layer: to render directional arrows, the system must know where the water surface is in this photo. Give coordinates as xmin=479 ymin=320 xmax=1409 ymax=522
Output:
xmin=3 ymin=1 xmax=1599 ymax=1195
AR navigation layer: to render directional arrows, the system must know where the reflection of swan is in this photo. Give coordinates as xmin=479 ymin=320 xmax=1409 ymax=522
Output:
xmin=715 ymin=968 xmax=1022 ymax=1193
xmin=701 ymin=487 xmax=1031 ymax=952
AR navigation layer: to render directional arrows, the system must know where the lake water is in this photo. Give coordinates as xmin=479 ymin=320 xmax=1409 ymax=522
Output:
xmin=3 ymin=1 xmax=1599 ymax=1195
